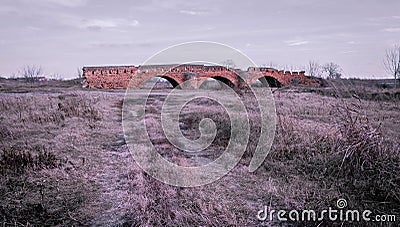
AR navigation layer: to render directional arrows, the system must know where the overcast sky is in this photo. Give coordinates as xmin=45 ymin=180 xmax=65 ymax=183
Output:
xmin=1 ymin=0 xmax=399 ymax=79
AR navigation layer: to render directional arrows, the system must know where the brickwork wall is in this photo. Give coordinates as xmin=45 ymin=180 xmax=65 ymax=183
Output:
xmin=83 ymin=66 xmax=138 ymax=89
xmin=83 ymin=64 xmax=316 ymax=89
xmin=246 ymin=67 xmax=316 ymax=86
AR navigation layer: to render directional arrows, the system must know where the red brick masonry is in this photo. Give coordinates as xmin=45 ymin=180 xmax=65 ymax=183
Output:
xmin=83 ymin=64 xmax=317 ymax=89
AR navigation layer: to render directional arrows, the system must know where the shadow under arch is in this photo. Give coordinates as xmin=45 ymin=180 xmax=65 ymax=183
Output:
xmin=199 ymin=76 xmax=236 ymax=89
xmin=254 ymin=76 xmax=282 ymax=88
xmin=141 ymin=75 xmax=181 ymax=89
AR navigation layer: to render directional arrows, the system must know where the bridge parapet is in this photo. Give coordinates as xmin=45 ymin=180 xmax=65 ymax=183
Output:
xmin=83 ymin=64 xmax=317 ymax=89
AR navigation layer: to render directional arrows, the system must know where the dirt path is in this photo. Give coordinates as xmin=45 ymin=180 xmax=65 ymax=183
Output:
xmin=72 ymin=93 xmax=133 ymax=225
xmin=87 ymin=148 xmax=132 ymax=225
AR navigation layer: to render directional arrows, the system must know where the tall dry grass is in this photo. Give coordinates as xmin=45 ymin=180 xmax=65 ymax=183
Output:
xmin=0 ymin=85 xmax=398 ymax=226
xmin=266 ymin=101 xmax=399 ymax=226
xmin=0 ymin=93 xmax=100 ymax=125
xmin=141 ymin=88 xmax=398 ymax=225
xmin=0 ymin=92 xmax=101 ymax=225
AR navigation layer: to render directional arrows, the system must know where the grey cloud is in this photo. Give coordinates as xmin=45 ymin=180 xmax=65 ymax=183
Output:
xmin=30 ymin=0 xmax=88 ymax=8
xmin=179 ymin=10 xmax=208 ymax=16
xmin=285 ymin=40 xmax=310 ymax=46
xmin=382 ymin=27 xmax=400 ymax=33
xmin=90 ymin=42 xmax=135 ymax=48
xmin=58 ymin=14 xmax=140 ymax=30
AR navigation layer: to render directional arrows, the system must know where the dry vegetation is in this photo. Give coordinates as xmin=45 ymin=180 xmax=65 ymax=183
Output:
xmin=267 ymin=89 xmax=399 ymax=226
xmin=0 ymin=79 xmax=399 ymax=226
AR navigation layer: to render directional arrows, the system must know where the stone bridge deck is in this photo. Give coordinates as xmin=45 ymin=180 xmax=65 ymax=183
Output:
xmin=83 ymin=64 xmax=317 ymax=89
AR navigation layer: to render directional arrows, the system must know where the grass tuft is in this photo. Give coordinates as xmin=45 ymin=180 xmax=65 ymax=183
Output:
xmin=0 ymin=145 xmax=61 ymax=174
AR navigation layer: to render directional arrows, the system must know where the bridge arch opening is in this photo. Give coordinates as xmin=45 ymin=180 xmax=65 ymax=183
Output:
xmin=252 ymin=76 xmax=282 ymax=88
xmin=141 ymin=76 xmax=181 ymax=89
xmin=199 ymin=76 xmax=235 ymax=89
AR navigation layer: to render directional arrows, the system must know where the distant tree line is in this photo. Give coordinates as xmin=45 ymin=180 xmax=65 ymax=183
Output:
xmin=306 ymin=44 xmax=399 ymax=87
xmin=18 ymin=65 xmax=43 ymax=82
xmin=307 ymin=61 xmax=343 ymax=79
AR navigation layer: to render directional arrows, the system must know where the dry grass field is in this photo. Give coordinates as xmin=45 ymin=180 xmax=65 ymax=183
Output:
xmin=0 ymin=79 xmax=399 ymax=226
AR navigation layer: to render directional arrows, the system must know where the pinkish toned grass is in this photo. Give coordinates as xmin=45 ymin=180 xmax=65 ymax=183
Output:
xmin=0 ymin=85 xmax=398 ymax=226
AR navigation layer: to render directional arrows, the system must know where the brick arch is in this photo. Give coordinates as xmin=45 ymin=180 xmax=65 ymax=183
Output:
xmin=159 ymin=76 xmax=181 ymax=88
xmin=254 ymin=76 xmax=282 ymax=87
xmin=212 ymin=76 xmax=236 ymax=88
xmin=247 ymin=72 xmax=286 ymax=88
xmin=198 ymin=76 xmax=236 ymax=89
xmin=136 ymin=74 xmax=182 ymax=88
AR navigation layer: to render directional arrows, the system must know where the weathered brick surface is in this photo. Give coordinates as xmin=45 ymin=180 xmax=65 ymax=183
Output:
xmin=246 ymin=67 xmax=317 ymax=87
xmin=83 ymin=64 xmax=317 ymax=89
xmin=83 ymin=66 xmax=138 ymax=89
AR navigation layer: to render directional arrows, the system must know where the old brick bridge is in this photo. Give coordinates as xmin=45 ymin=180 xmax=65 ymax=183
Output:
xmin=83 ymin=64 xmax=316 ymax=89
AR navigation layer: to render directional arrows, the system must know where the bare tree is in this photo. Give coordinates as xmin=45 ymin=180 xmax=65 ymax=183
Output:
xmin=262 ymin=61 xmax=278 ymax=69
xmin=307 ymin=61 xmax=322 ymax=77
xmin=50 ymin=73 xmax=63 ymax=81
xmin=10 ymin=72 xmax=17 ymax=79
xmin=284 ymin=65 xmax=295 ymax=71
xmin=323 ymin=62 xmax=342 ymax=79
xmin=383 ymin=45 xmax=400 ymax=88
xmin=221 ymin=59 xmax=236 ymax=69
xmin=19 ymin=65 xmax=43 ymax=82
xmin=77 ymin=67 xmax=83 ymax=78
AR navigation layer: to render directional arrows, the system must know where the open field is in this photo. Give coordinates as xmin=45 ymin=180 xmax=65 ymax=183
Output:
xmin=0 ymin=79 xmax=399 ymax=226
